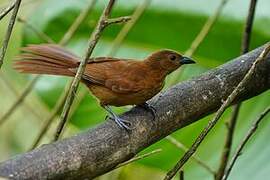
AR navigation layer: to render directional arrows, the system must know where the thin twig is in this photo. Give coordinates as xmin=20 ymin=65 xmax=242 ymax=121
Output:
xmin=215 ymin=105 xmax=239 ymax=180
xmin=168 ymin=0 xmax=228 ymax=86
xmin=166 ymin=136 xmax=215 ymax=175
xmin=165 ymin=0 xmax=228 ymax=176
xmin=68 ymin=88 xmax=88 ymax=117
xmin=0 ymin=18 xmax=55 ymax=128
xmin=108 ymin=0 xmax=151 ymax=56
xmin=215 ymin=0 xmax=257 ymax=179
xmin=17 ymin=17 xmax=55 ymax=44
xmin=0 ymin=0 xmax=37 ymax=15
xmin=0 ymin=10 xmax=60 ymax=130
xmin=179 ymin=170 xmax=184 ymax=180
xmin=59 ymin=0 xmax=97 ymax=46
xmin=164 ymin=43 xmax=270 ymax=180
xmin=53 ymin=0 xmax=131 ymax=141
xmin=30 ymin=0 xmax=98 ymax=149
xmin=0 ymin=76 xmax=39 ymax=126
xmin=30 ymin=80 xmax=84 ymax=149
xmin=115 ymin=149 xmax=162 ymax=169
xmin=2 ymin=0 xmax=90 ymax=140
xmin=185 ymin=0 xmax=228 ymax=57
xmin=1 ymin=8 xmax=53 ymax=120
xmin=221 ymin=105 xmax=270 ymax=180
xmin=0 ymin=0 xmax=22 ymax=68
xmin=30 ymin=80 xmax=85 ymax=149
xmin=30 ymin=0 xmax=96 ymax=150
xmin=17 ymin=16 xmax=55 ymax=43
xmin=29 ymin=90 xmax=69 ymax=149
xmin=104 ymin=16 xmax=131 ymax=26
xmin=166 ymin=1 xmax=228 ymax=176
xmin=0 ymin=72 xmax=43 ymax=120
xmin=241 ymin=0 xmax=257 ymax=54
xmin=0 ymin=1 xmax=15 ymax=21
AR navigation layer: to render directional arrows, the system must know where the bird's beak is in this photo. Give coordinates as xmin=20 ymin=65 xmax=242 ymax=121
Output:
xmin=180 ymin=56 xmax=196 ymax=64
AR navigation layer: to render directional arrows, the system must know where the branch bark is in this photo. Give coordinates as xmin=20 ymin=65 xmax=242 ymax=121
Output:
xmin=0 ymin=44 xmax=270 ymax=179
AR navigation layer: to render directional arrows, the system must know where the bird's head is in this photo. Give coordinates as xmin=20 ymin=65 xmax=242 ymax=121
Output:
xmin=145 ymin=50 xmax=195 ymax=74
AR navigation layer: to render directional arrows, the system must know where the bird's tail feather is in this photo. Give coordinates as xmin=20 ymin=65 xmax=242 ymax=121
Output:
xmin=14 ymin=44 xmax=80 ymax=76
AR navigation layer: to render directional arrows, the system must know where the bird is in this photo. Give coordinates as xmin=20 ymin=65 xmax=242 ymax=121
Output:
xmin=14 ymin=44 xmax=195 ymax=130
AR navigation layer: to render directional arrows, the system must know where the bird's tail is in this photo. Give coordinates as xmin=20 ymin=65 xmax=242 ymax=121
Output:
xmin=14 ymin=44 xmax=80 ymax=77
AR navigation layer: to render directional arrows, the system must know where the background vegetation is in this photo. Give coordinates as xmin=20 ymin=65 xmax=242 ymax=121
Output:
xmin=0 ymin=0 xmax=269 ymax=179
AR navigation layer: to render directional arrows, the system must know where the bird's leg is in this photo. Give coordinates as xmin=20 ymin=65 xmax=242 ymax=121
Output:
xmin=103 ymin=105 xmax=131 ymax=130
xmin=137 ymin=102 xmax=156 ymax=120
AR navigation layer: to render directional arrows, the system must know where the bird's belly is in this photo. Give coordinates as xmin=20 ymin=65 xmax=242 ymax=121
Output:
xmin=109 ymin=91 xmax=157 ymax=106
xmin=87 ymin=84 xmax=162 ymax=106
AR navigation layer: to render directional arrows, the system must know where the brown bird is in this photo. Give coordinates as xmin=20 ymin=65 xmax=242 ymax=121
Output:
xmin=14 ymin=44 xmax=195 ymax=129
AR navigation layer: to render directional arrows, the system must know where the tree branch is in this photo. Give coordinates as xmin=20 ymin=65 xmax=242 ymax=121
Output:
xmin=0 ymin=0 xmax=22 ymax=68
xmin=0 ymin=44 xmax=270 ymax=179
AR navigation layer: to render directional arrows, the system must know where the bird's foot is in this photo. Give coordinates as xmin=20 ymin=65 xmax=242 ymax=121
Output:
xmin=113 ymin=116 xmax=132 ymax=130
xmin=107 ymin=115 xmax=132 ymax=130
xmin=138 ymin=102 xmax=156 ymax=120
xmin=103 ymin=105 xmax=132 ymax=130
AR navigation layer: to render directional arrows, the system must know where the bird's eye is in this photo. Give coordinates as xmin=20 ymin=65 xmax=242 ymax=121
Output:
xmin=169 ymin=55 xmax=176 ymax=61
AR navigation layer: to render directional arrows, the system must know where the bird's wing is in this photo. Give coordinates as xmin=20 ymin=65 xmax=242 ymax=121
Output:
xmin=81 ymin=58 xmax=146 ymax=93
xmin=104 ymin=76 xmax=143 ymax=93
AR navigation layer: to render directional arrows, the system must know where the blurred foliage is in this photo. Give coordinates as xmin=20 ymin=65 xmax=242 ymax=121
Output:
xmin=0 ymin=0 xmax=270 ymax=179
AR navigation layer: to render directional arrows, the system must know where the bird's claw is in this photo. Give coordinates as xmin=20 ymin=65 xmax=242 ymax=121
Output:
xmin=103 ymin=105 xmax=133 ymax=130
xmin=138 ymin=102 xmax=156 ymax=120
xmin=114 ymin=117 xmax=132 ymax=130
xmin=107 ymin=116 xmax=132 ymax=130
